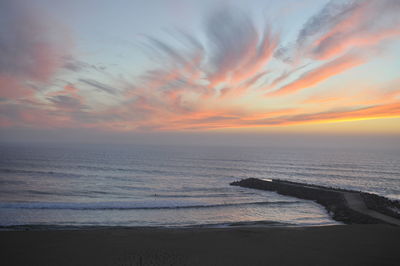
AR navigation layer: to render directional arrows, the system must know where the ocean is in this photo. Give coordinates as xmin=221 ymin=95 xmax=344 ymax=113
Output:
xmin=0 ymin=143 xmax=399 ymax=228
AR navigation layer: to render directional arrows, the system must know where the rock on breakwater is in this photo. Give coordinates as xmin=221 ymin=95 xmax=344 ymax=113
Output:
xmin=230 ymin=178 xmax=400 ymax=225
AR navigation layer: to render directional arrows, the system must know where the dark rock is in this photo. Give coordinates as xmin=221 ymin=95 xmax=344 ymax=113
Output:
xmin=230 ymin=178 xmax=399 ymax=225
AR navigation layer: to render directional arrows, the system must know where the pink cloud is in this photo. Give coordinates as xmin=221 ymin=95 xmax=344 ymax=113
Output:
xmin=206 ymin=10 xmax=278 ymax=87
xmin=0 ymin=0 xmax=72 ymax=101
xmin=298 ymin=0 xmax=400 ymax=60
xmin=1 ymin=3 xmax=399 ymax=133
xmin=0 ymin=75 xmax=35 ymax=99
xmin=268 ymin=53 xmax=366 ymax=97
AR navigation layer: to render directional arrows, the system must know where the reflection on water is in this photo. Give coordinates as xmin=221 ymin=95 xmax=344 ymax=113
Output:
xmin=0 ymin=143 xmax=399 ymax=227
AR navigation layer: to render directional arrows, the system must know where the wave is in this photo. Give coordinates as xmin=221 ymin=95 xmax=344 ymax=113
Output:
xmin=0 ymin=220 xmax=295 ymax=231
xmin=0 ymin=168 xmax=84 ymax=178
xmin=3 ymin=165 xmax=399 ymax=184
xmin=0 ymin=200 xmax=301 ymax=210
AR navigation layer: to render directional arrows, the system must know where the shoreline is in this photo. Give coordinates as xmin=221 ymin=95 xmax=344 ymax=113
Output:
xmin=0 ymin=219 xmax=339 ymax=232
xmin=2 ymin=224 xmax=399 ymax=265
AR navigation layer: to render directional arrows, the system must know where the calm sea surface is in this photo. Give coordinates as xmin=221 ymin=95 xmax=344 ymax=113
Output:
xmin=0 ymin=143 xmax=399 ymax=228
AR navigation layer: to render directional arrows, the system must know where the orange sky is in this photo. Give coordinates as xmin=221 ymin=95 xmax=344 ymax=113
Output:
xmin=0 ymin=0 xmax=400 ymax=140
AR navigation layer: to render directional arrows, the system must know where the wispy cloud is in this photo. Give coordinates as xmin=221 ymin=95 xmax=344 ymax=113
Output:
xmin=268 ymin=52 xmax=366 ymax=96
xmin=47 ymin=95 xmax=86 ymax=110
xmin=46 ymin=84 xmax=87 ymax=111
xmin=79 ymin=79 xmax=120 ymax=95
xmin=205 ymin=8 xmax=278 ymax=87
xmin=297 ymin=0 xmax=400 ymax=60
xmin=0 ymin=0 xmax=71 ymax=100
xmin=1 ymin=1 xmax=399 ymax=133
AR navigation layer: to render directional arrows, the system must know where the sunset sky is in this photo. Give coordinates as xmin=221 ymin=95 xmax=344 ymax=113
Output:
xmin=1 ymin=0 xmax=400 ymax=143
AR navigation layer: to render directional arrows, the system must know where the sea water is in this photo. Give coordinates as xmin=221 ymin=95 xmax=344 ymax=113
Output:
xmin=0 ymin=143 xmax=399 ymax=228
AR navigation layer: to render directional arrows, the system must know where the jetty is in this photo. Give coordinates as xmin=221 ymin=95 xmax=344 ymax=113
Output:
xmin=230 ymin=178 xmax=400 ymax=226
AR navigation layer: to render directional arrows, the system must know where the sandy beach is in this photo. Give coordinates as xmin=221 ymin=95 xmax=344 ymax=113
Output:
xmin=1 ymin=224 xmax=399 ymax=266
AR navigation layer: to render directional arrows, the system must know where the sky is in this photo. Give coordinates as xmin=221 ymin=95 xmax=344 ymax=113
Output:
xmin=1 ymin=0 xmax=400 ymax=145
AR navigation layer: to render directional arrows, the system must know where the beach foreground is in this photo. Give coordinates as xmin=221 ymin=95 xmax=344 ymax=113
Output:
xmin=2 ymin=225 xmax=399 ymax=266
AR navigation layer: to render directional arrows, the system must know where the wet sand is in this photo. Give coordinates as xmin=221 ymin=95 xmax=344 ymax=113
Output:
xmin=1 ymin=225 xmax=399 ymax=266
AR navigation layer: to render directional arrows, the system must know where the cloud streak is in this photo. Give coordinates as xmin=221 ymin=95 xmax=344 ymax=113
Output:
xmin=268 ymin=53 xmax=366 ymax=96
xmin=205 ymin=8 xmax=278 ymax=87
xmin=79 ymin=79 xmax=119 ymax=95
xmin=297 ymin=0 xmax=400 ymax=60
xmin=1 ymin=2 xmax=399 ymax=133
xmin=0 ymin=0 xmax=71 ymax=100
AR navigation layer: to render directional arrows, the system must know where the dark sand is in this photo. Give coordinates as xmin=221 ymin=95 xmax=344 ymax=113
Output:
xmin=2 ymin=225 xmax=399 ymax=266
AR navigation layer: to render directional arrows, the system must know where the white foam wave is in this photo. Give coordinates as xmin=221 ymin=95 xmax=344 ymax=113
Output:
xmin=0 ymin=200 xmax=300 ymax=210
